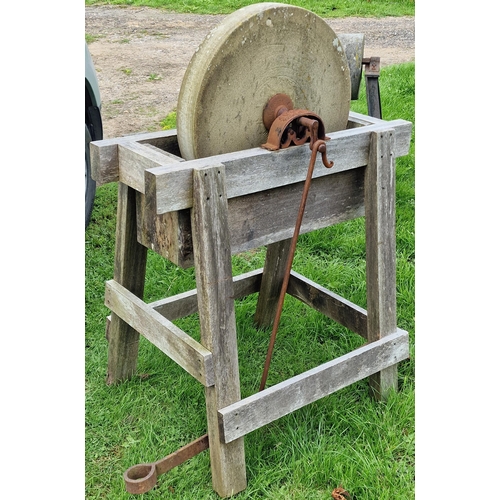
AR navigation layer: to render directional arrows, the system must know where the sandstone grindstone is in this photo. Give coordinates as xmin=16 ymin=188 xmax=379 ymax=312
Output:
xmin=176 ymin=2 xmax=351 ymax=160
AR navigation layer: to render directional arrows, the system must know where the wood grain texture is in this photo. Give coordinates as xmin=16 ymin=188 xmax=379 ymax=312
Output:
xmin=191 ymin=164 xmax=247 ymax=497
xmin=287 ymin=271 xmax=368 ymax=338
xmin=106 ymin=183 xmax=148 ymax=385
xmin=365 ymin=129 xmax=398 ymax=400
xmin=90 ymin=128 xmax=179 ymax=186
xmin=105 ymin=279 xmax=215 ymax=387
xmin=254 ymin=240 xmax=292 ymax=329
xmin=227 ymin=166 xmax=366 ymax=253
xmin=218 ymin=329 xmax=409 ymax=443
xmin=150 ymin=268 xmax=263 ymax=321
xmin=144 ymin=117 xmax=411 ymax=214
xmin=117 ymin=141 xmax=182 ymax=193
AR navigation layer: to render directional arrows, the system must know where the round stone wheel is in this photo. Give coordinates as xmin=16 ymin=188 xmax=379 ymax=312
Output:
xmin=177 ymin=2 xmax=351 ymax=160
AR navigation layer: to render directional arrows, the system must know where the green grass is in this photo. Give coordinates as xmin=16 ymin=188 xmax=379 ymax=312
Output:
xmin=85 ymin=0 xmax=414 ymax=18
xmin=86 ymin=57 xmax=414 ymax=499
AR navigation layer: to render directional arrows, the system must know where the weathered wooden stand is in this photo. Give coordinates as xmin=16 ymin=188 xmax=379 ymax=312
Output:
xmin=91 ymin=110 xmax=412 ymax=497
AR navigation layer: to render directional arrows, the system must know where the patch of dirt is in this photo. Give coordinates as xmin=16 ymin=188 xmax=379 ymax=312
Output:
xmin=85 ymin=6 xmax=414 ymax=139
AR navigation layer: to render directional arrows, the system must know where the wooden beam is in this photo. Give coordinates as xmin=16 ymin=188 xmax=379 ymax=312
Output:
xmin=144 ymin=118 xmax=411 ymax=214
xmin=104 ymin=279 xmax=215 ymax=387
xmin=150 ymin=268 xmax=263 ymax=321
xmin=254 ymin=239 xmax=293 ymax=329
xmin=90 ymin=128 xmax=179 ymax=186
xmin=191 ymin=164 xmax=247 ymax=496
xmin=218 ymin=329 xmax=409 ymax=444
xmin=117 ymin=141 xmax=182 ymax=193
xmin=227 ymin=167 xmax=365 ymax=253
xmin=365 ymin=129 xmax=398 ymax=400
xmin=106 ymin=184 xmax=148 ymax=385
xmin=287 ymin=271 xmax=368 ymax=338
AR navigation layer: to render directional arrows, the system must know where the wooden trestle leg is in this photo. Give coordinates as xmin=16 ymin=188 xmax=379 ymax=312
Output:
xmin=365 ymin=129 xmax=398 ymax=400
xmin=254 ymin=238 xmax=293 ymax=329
xmin=191 ymin=164 xmax=247 ymax=497
xmin=106 ymin=183 xmax=148 ymax=385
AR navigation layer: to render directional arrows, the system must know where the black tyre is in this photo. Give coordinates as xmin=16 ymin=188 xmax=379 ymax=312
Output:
xmin=85 ymin=124 xmax=96 ymax=228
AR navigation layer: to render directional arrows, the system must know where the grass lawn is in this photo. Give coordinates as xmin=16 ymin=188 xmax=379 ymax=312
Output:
xmin=84 ymin=0 xmax=415 ymax=18
xmin=85 ymin=58 xmax=415 ymax=499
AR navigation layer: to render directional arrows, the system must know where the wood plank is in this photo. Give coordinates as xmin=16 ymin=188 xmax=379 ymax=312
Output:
xmin=218 ymin=329 xmax=409 ymax=444
xmin=90 ymin=128 xmax=179 ymax=186
xmin=104 ymin=279 xmax=215 ymax=387
xmin=228 ymin=166 xmax=366 ymax=253
xmin=106 ymin=184 xmax=148 ymax=385
xmin=90 ymin=114 xmax=410 ymax=194
xmin=140 ymin=166 xmax=367 ymax=267
xmin=365 ymin=129 xmax=398 ymax=400
xmin=117 ymin=141 xmax=182 ymax=193
xmin=145 ymin=119 xmax=411 ymax=214
xmin=347 ymin=110 xmax=385 ymax=128
xmin=287 ymin=271 xmax=368 ymax=338
xmin=136 ymin=190 xmax=194 ymax=269
xmin=254 ymin=239 xmax=293 ymax=329
xmin=190 ymin=164 xmax=247 ymax=496
xmin=150 ymin=268 xmax=263 ymax=321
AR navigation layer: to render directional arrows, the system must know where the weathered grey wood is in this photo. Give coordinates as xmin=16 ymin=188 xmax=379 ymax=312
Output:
xmin=287 ymin=271 xmax=368 ymax=338
xmin=139 ymin=165 xmax=366 ymax=268
xmin=191 ymin=164 xmax=247 ymax=497
xmin=144 ymin=118 xmax=411 ymax=214
xmin=347 ymin=110 xmax=385 ymax=129
xmin=218 ymin=329 xmax=409 ymax=444
xmin=254 ymin=239 xmax=292 ymax=329
xmin=136 ymin=190 xmax=194 ymax=268
xmin=228 ymin=166 xmax=365 ymax=253
xmin=90 ymin=128 xmax=179 ymax=186
xmin=90 ymin=112 xmax=397 ymax=188
xmin=150 ymin=268 xmax=263 ymax=321
xmin=117 ymin=141 xmax=182 ymax=193
xmin=106 ymin=183 xmax=148 ymax=385
xmin=105 ymin=279 xmax=215 ymax=387
xmin=365 ymin=129 xmax=398 ymax=400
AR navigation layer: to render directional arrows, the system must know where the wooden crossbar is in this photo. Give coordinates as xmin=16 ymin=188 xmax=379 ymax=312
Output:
xmin=218 ymin=329 xmax=409 ymax=444
xmin=89 ymin=113 xmax=412 ymax=215
xmin=145 ymin=118 xmax=411 ymax=214
xmin=287 ymin=271 xmax=368 ymax=338
xmin=104 ymin=279 xmax=215 ymax=387
xmin=150 ymin=268 xmax=262 ymax=321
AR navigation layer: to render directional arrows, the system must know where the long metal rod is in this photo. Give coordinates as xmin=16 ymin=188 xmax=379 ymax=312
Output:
xmin=259 ymin=140 xmax=333 ymax=391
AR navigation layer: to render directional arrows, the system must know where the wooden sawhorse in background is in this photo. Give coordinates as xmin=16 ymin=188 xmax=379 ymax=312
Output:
xmin=91 ymin=111 xmax=412 ymax=497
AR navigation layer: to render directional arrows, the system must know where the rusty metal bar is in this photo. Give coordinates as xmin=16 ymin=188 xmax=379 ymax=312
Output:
xmin=259 ymin=140 xmax=333 ymax=391
xmin=124 ymin=434 xmax=209 ymax=494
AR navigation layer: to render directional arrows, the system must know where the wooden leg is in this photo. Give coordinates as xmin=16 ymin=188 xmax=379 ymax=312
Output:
xmin=106 ymin=183 xmax=148 ymax=385
xmin=365 ymin=129 xmax=398 ymax=400
xmin=254 ymin=239 xmax=292 ymax=329
xmin=191 ymin=164 xmax=247 ymax=498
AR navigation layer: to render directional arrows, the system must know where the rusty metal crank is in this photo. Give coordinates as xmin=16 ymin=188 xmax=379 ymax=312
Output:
xmin=259 ymin=139 xmax=333 ymax=391
xmin=124 ymin=434 xmax=209 ymax=494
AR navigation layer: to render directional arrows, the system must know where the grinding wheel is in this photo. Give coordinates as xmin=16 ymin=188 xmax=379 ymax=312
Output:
xmin=177 ymin=2 xmax=351 ymax=160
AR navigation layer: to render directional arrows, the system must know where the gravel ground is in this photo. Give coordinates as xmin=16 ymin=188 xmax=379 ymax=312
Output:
xmin=85 ymin=6 xmax=415 ymax=139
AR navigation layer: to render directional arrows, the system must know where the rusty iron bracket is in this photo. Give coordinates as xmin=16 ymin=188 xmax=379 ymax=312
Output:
xmin=124 ymin=434 xmax=209 ymax=494
xmin=362 ymin=56 xmax=382 ymax=119
xmin=262 ymin=93 xmax=330 ymax=151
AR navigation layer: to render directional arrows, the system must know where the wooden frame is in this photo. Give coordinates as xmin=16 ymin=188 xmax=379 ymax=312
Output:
xmin=91 ymin=111 xmax=412 ymax=498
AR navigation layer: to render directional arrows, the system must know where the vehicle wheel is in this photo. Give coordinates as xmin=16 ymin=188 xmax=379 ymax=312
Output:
xmin=85 ymin=124 xmax=96 ymax=229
